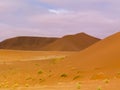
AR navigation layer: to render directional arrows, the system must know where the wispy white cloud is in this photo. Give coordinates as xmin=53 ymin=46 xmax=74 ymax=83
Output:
xmin=0 ymin=0 xmax=120 ymax=41
xmin=48 ymin=9 xmax=69 ymax=14
xmin=27 ymin=10 xmax=120 ymax=38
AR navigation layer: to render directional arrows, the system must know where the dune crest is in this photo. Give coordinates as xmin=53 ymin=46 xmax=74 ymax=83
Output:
xmin=41 ymin=33 xmax=100 ymax=51
xmin=0 ymin=33 xmax=100 ymax=51
xmin=0 ymin=36 xmax=58 ymax=50
xmin=63 ymin=32 xmax=120 ymax=69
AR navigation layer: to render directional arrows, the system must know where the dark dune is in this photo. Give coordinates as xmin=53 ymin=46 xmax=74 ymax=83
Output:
xmin=41 ymin=33 xmax=100 ymax=51
xmin=0 ymin=36 xmax=58 ymax=50
xmin=0 ymin=33 xmax=100 ymax=51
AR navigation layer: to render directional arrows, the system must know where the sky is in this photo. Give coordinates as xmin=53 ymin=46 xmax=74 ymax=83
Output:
xmin=0 ymin=0 xmax=120 ymax=41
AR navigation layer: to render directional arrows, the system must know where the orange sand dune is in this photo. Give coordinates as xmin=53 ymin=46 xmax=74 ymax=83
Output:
xmin=41 ymin=33 xmax=100 ymax=51
xmin=0 ymin=33 xmax=100 ymax=51
xmin=0 ymin=33 xmax=119 ymax=90
xmin=0 ymin=36 xmax=58 ymax=50
xmin=64 ymin=32 xmax=120 ymax=69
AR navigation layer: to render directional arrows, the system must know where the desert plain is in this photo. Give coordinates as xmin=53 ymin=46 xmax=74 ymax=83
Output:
xmin=0 ymin=33 xmax=120 ymax=90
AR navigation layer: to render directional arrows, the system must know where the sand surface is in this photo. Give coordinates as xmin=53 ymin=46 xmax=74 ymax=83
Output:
xmin=0 ymin=33 xmax=100 ymax=51
xmin=0 ymin=36 xmax=58 ymax=50
xmin=0 ymin=33 xmax=119 ymax=90
xmin=41 ymin=33 xmax=100 ymax=51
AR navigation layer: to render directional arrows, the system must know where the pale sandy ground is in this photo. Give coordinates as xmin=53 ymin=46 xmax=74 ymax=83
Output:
xmin=0 ymin=80 xmax=120 ymax=90
xmin=16 ymin=80 xmax=120 ymax=90
xmin=0 ymin=49 xmax=74 ymax=61
xmin=0 ymin=49 xmax=120 ymax=90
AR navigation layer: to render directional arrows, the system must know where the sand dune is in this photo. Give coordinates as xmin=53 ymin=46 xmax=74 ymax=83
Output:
xmin=63 ymin=32 xmax=120 ymax=69
xmin=0 ymin=36 xmax=58 ymax=50
xmin=41 ymin=33 xmax=100 ymax=51
xmin=0 ymin=33 xmax=100 ymax=51
xmin=0 ymin=33 xmax=119 ymax=90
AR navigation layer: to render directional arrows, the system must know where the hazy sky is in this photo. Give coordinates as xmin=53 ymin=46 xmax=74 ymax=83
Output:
xmin=0 ymin=0 xmax=120 ymax=41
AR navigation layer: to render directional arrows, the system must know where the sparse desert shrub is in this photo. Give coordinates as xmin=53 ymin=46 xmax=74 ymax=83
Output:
xmin=4 ymin=85 xmax=9 ymax=88
xmin=73 ymin=75 xmax=80 ymax=80
xmin=116 ymin=72 xmax=120 ymax=78
xmin=51 ymin=58 xmax=58 ymax=64
xmin=38 ymin=70 xmax=43 ymax=74
xmin=0 ymin=84 xmax=2 ymax=88
xmin=60 ymin=73 xmax=68 ymax=77
xmin=49 ymin=70 xmax=52 ymax=72
xmin=0 ymin=82 xmax=9 ymax=88
xmin=48 ymin=74 xmax=52 ymax=77
xmin=25 ymin=84 xmax=29 ymax=87
xmin=13 ymin=83 xmax=19 ymax=88
xmin=117 ymin=72 xmax=120 ymax=75
xmin=97 ymin=86 xmax=102 ymax=90
xmin=35 ymin=64 xmax=40 ymax=66
xmin=26 ymin=77 xmax=32 ymax=81
xmin=39 ymin=78 xmax=45 ymax=83
xmin=51 ymin=56 xmax=65 ymax=64
xmin=59 ymin=56 xmax=66 ymax=60
xmin=77 ymin=71 xmax=82 ymax=74
xmin=76 ymin=82 xmax=81 ymax=89
xmin=103 ymin=79 xmax=109 ymax=84
xmin=50 ymin=59 xmax=55 ymax=64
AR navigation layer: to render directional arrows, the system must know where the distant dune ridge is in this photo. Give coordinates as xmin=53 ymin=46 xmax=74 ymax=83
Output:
xmin=0 ymin=33 xmax=100 ymax=51
xmin=41 ymin=33 xmax=100 ymax=51
xmin=0 ymin=36 xmax=58 ymax=50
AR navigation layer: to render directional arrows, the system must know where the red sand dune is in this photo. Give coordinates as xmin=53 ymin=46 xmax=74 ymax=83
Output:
xmin=0 ymin=36 xmax=58 ymax=50
xmin=0 ymin=33 xmax=100 ymax=51
xmin=62 ymin=32 xmax=120 ymax=70
xmin=41 ymin=33 xmax=100 ymax=51
xmin=40 ymin=32 xmax=120 ymax=82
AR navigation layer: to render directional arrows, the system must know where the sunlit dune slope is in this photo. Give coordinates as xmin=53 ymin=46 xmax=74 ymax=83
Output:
xmin=41 ymin=33 xmax=100 ymax=51
xmin=63 ymin=32 xmax=120 ymax=69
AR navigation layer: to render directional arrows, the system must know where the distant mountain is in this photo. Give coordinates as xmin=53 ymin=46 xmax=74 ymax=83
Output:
xmin=40 ymin=33 xmax=100 ymax=51
xmin=0 ymin=36 xmax=58 ymax=50
xmin=0 ymin=33 xmax=100 ymax=51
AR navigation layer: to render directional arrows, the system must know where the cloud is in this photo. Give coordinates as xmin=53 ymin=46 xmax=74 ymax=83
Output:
xmin=27 ymin=10 xmax=120 ymax=38
xmin=0 ymin=0 xmax=120 ymax=41
xmin=48 ymin=9 xmax=69 ymax=14
xmin=38 ymin=0 xmax=120 ymax=15
xmin=39 ymin=0 xmax=120 ymax=4
xmin=0 ymin=23 xmax=51 ymax=41
xmin=0 ymin=0 xmax=25 ymax=13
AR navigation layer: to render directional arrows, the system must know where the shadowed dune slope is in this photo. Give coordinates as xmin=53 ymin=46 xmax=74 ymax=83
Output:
xmin=40 ymin=33 xmax=100 ymax=51
xmin=0 ymin=36 xmax=58 ymax=50
xmin=0 ymin=33 xmax=100 ymax=51
xmin=63 ymin=32 xmax=120 ymax=69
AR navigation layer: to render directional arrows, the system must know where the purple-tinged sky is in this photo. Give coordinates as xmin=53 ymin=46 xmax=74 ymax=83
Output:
xmin=0 ymin=0 xmax=120 ymax=41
